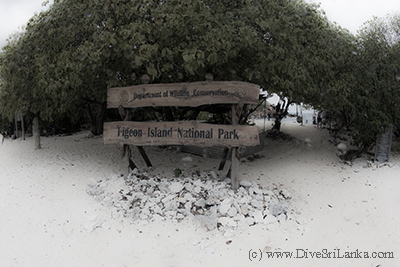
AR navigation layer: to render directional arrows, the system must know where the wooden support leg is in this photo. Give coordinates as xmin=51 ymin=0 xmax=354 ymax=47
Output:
xmin=231 ymin=147 xmax=239 ymax=191
xmin=218 ymin=148 xmax=230 ymax=170
xmin=230 ymin=103 xmax=242 ymax=190
xmin=118 ymin=106 xmax=138 ymax=175
xmin=122 ymin=144 xmax=137 ymax=177
xmin=137 ymin=146 xmax=152 ymax=167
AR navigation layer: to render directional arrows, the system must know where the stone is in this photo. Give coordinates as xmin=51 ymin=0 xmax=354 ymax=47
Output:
xmin=184 ymin=183 xmax=194 ymax=191
xmin=240 ymin=205 xmax=249 ymax=216
xmin=219 ymin=199 xmax=232 ymax=215
xmin=102 ymin=196 xmax=114 ymax=207
xmin=193 ymin=180 xmax=204 ymax=188
xmin=153 ymin=205 xmax=162 ymax=215
xmin=227 ymin=207 xmax=238 ymax=217
xmin=146 ymin=187 xmax=154 ymax=194
xmin=218 ymin=217 xmax=236 ymax=227
xmin=304 ymin=138 xmax=312 ymax=146
xmin=120 ymin=201 xmax=130 ymax=210
xmin=164 ymin=199 xmax=178 ymax=211
xmin=164 ymin=211 xmax=176 ymax=218
xmin=245 ymin=217 xmax=255 ymax=226
xmin=196 ymin=215 xmax=217 ymax=231
xmin=194 ymin=198 xmax=206 ymax=208
xmin=263 ymin=214 xmax=278 ymax=224
xmin=132 ymin=168 xmax=139 ymax=175
xmin=209 ymin=171 xmax=218 ymax=179
xmin=139 ymin=213 xmax=148 ymax=220
xmin=142 ymin=207 xmax=150 ymax=215
xmin=87 ymin=165 xmax=294 ymax=232
xmin=87 ymin=178 xmax=99 ymax=188
xmin=232 ymin=200 xmax=241 ymax=211
xmin=250 ymin=199 xmax=263 ymax=209
xmin=269 ymin=201 xmax=288 ymax=216
xmin=181 ymin=156 xmax=193 ymax=162
xmin=176 ymin=213 xmax=185 ymax=220
xmin=193 ymin=186 xmax=201 ymax=194
xmin=184 ymin=193 xmax=193 ymax=202
xmin=252 ymin=210 xmax=264 ymax=223
xmin=337 ymin=143 xmax=348 ymax=154
xmin=184 ymin=202 xmax=192 ymax=211
xmin=169 ymin=182 xmax=183 ymax=193
xmin=161 ymin=194 xmax=174 ymax=204
xmin=239 ymin=179 xmax=252 ymax=187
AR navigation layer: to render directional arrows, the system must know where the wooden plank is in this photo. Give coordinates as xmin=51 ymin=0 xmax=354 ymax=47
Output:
xmin=180 ymin=134 xmax=264 ymax=159
xmin=103 ymin=121 xmax=260 ymax=147
xmin=107 ymin=81 xmax=260 ymax=108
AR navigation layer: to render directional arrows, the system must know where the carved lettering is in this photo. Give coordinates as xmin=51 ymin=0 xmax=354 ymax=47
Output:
xmin=117 ymin=126 xmax=143 ymax=139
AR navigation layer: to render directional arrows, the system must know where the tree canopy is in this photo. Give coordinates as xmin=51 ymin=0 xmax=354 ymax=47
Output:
xmin=319 ymin=14 xmax=400 ymax=150
xmin=0 ymin=0 xmax=399 ymax=151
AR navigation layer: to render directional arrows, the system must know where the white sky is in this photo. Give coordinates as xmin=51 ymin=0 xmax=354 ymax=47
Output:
xmin=0 ymin=0 xmax=52 ymax=49
xmin=306 ymin=0 xmax=400 ymax=33
xmin=1 ymin=0 xmax=400 ymax=50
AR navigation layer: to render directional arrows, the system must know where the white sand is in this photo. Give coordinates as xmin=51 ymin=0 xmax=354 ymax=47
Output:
xmin=0 ymin=120 xmax=399 ymax=267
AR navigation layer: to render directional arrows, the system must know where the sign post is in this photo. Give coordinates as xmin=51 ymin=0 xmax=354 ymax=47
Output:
xmin=104 ymin=81 xmax=260 ymax=189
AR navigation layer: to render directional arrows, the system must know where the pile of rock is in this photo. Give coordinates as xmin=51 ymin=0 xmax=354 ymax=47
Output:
xmin=87 ymin=170 xmax=292 ymax=231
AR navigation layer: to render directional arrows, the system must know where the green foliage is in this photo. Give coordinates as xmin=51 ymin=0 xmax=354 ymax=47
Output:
xmin=1 ymin=0 xmax=334 ymax=133
xmin=320 ymin=14 xmax=400 ymax=151
xmin=0 ymin=0 xmax=398 ymax=150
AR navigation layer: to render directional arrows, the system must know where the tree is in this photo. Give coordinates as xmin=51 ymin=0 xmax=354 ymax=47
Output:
xmin=253 ymin=1 xmax=346 ymax=131
xmin=1 ymin=0 xmax=351 ymax=136
xmin=316 ymin=13 xmax=400 ymax=152
xmin=346 ymin=14 xmax=399 ymax=150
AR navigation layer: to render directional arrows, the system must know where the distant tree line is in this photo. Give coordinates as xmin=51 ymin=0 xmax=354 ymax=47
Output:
xmin=0 ymin=0 xmax=399 ymax=152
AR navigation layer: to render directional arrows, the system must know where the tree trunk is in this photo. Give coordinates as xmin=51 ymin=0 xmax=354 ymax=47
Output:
xmin=272 ymin=99 xmax=291 ymax=132
xmin=273 ymin=118 xmax=282 ymax=131
xmin=95 ymin=102 xmax=107 ymax=135
xmin=21 ymin=113 xmax=25 ymax=140
xmin=33 ymin=117 xmax=41 ymax=149
xmin=87 ymin=102 xmax=107 ymax=135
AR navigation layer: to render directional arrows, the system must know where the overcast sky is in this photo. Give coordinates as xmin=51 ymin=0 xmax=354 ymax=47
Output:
xmin=306 ymin=0 xmax=400 ymax=33
xmin=1 ymin=0 xmax=400 ymax=50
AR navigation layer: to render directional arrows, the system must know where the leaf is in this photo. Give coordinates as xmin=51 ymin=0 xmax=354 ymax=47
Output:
xmin=183 ymin=54 xmax=191 ymax=62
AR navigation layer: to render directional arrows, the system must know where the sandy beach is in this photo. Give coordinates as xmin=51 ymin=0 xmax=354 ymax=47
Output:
xmin=0 ymin=120 xmax=399 ymax=267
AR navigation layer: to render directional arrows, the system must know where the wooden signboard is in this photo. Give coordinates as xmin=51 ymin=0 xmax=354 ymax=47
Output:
xmin=107 ymin=81 xmax=260 ymax=108
xmin=104 ymin=121 xmax=260 ymax=147
xmin=104 ymin=80 xmax=261 ymax=190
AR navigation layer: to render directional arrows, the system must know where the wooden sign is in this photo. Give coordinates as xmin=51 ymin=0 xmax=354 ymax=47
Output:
xmin=103 ymin=121 xmax=260 ymax=147
xmin=374 ymin=124 xmax=393 ymax=163
xmin=107 ymin=81 xmax=260 ymax=108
